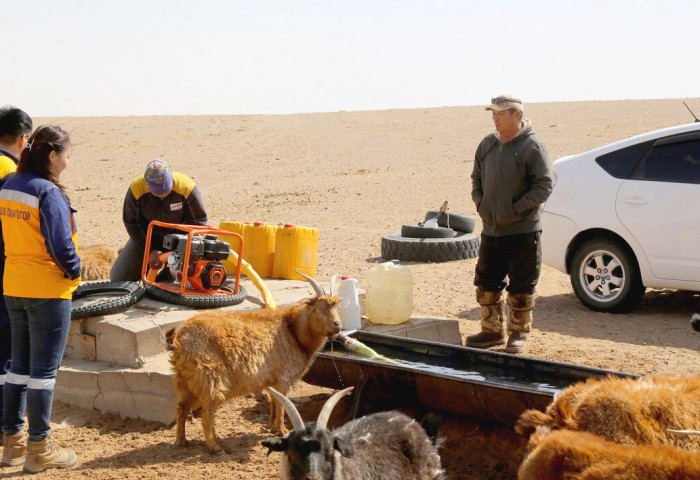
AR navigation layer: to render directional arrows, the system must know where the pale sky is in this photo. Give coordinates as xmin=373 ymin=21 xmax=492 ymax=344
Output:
xmin=3 ymin=0 xmax=699 ymax=117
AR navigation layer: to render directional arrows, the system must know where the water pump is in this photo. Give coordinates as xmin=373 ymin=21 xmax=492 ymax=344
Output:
xmin=161 ymin=233 xmax=230 ymax=292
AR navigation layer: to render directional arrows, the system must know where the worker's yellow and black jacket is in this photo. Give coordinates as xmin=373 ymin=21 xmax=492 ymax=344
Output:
xmin=123 ymin=172 xmax=208 ymax=251
xmin=0 ymin=149 xmax=20 ymax=296
xmin=0 ymin=148 xmax=19 ymax=180
xmin=0 ymin=172 xmax=81 ymax=299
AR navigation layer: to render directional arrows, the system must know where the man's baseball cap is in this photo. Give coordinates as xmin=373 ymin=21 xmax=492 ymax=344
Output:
xmin=486 ymin=94 xmax=524 ymax=112
xmin=144 ymin=158 xmax=173 ymax=195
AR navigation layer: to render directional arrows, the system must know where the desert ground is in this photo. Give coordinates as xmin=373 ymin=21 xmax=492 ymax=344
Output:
xmin=3 ymin=98 xmax=698 ymax=479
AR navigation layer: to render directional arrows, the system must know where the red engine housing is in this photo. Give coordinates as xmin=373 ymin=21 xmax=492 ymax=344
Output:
xmin=188 ymin=260 xmax=227 ymax=292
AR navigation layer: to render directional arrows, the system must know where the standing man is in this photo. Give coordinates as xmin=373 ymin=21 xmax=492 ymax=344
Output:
xmin=0 ymin=106 xmax=32 ymax=447
xmin=467 ymin=94 xmax=553 ymax=354
xmin=110 ymin=158 xmax=208 ymax=281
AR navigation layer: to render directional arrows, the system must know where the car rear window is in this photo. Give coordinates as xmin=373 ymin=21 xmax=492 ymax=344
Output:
xmin=640 ymin=137 xmax=700 ymax=184
xmin=595 ymin=140 xmax=653 ymax=179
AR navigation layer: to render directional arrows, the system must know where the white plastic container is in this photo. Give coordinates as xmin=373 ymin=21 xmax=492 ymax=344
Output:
xmin=365 ymin=261 xmax=413 ymax=325
xmin=337 ymin=276 xmax=362 ymax=331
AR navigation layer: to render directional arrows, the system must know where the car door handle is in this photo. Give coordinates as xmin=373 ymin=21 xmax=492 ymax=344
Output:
xmin=622 ymin=198 xmax=648 ymax=205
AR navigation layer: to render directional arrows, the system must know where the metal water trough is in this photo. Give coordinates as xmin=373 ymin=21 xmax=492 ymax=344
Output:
xmin=303 ymin=331 xmax=639 ymax=423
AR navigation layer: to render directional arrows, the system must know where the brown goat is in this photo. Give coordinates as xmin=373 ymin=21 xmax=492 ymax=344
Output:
xmin=515 ymin=374 xmax=700 ymax=450
xmin=518 ymin=428 xmax=700 ymax=480
xmin=166 ymin=273 xmax=341 ymax=454
xmin=79 ymin=244 xmax=121 ymax=280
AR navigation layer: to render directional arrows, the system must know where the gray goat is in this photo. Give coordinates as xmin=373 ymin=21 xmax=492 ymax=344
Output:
xmin=262 ymin=387 xmax=444 ymax=480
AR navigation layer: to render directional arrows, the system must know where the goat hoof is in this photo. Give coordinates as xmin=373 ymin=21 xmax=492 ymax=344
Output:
xmin=175 ymin=438 xmax=189 ymax=447
xmin=208 ymin=447 xmax=225 ymax=455
xmin=271 ymin=423 xmax=289 ymax=436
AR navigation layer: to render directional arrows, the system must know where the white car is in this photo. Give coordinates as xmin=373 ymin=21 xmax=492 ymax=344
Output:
xmin=541 ymin=122 xmax=700 ymax=312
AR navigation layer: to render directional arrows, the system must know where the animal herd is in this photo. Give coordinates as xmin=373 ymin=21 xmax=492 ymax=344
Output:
xmin=162 ymin=274 xmax=700 ymax=479
xmin=77 ymin=249 xmax=700 ymax=479
xmin=515 ymin=375 xmax=700 ymax=479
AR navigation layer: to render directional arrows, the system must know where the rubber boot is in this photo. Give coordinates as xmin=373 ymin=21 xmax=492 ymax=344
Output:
xmin=1 ymin=426 xmax=27 ymax=467
xmin=466 ymin=289 xmax=506 ymax=348
xmin=23 ymin=436 xmax=77 ymax=474
xmin=506 ymin=293 xmax=535 ymax=354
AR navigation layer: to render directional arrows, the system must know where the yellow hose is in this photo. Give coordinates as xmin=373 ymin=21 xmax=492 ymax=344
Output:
xmin=228 ymin=251 xmax=277 ymax=310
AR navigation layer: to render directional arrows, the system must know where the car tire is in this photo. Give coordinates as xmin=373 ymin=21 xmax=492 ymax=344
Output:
xmin=71 ymin=281 xmax=146 ymax=319
xmin=570 ymin=238 xmax=645 ymax=313
xmin=381 ymin=232 xmax=480 ymax=263
xmin=400 ymin=224 xmax=455 ymax=238
xmin=425 ymin=211 xmax=475 ymax=233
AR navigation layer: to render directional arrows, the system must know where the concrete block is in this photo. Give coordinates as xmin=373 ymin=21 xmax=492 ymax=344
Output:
xmin=80 ymin=334 xmax=96 ymax=362
xmin=360 ymin=316 xmax=462 ymax=345
xmin=55 ymin=363 xmax=100 ymax=412
xmin=57 ymin=356 xmax=177 ymax=425
xmin=95 ymin=317 xmax=162 ymax=368
xmin=148 ymin=309 xmax=197 ymax=337
xmin=82 ymin=314 xmax=109 ymax=336
xmin=64 ymin=320 xmax=81 ymax=359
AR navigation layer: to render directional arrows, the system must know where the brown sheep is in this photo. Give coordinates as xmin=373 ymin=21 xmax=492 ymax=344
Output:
xmin=79 ymin=244 xmax=121 ymax=280
xmin=166 ymin=272 xmax=341 ymax=454
xmin=518 ymin=428 xmax=700 ymax=480
xmin=515 ymin=374 xmax=700 ymax=450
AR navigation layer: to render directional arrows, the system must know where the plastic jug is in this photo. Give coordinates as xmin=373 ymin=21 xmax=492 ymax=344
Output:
xmin=272 ymin=224 xmax=319 ymax=280
xmin=336 ymin=276 xmax=361 ymax=331
xmin=244 ymin=222 xmax=277 ymax=278
xmin=218 ymin=221 xmax=249 ymax=274
xmin=365 ymin=260 xmax=413 ymax=325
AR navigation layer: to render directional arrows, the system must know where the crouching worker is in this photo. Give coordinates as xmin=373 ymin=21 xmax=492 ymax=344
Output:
xmin=110 ymin=158 xmax=208 ymax=281
xmin=0 ymin=126 xmax=81 ymax=473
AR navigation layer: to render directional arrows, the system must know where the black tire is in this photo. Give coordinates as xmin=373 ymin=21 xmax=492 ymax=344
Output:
xmin=71 ymin=281 xmax=146 ymax=319
xmin=381 ymin=232 xmax=480 ymax=263
xmin=400 ymin=224 xmax=455 ymax=238
xmin=570 ymin=238 xmax=645 ymax=313
xmin=425 ymin=211 xmax=475 ymax=233
xmin=144 ymin=283 xmax=247 ymax=308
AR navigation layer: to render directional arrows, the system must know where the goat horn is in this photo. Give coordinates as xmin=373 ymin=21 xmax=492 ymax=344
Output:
xmin=668 ymin=428 xmax=700 ymax=436
xmin=267 ymin=387 xmax=305 ymax=431
xmin=329 ymin=273 xmax=338 ymax=297
xmin=296 ymin=270 xmax=326 ymax=297
xmin=316 ymin=386 xmax=354 ymax=431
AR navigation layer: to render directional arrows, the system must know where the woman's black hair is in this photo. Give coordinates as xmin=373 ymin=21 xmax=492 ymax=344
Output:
xmin=18 ymin=125 xmax=71 ymax=198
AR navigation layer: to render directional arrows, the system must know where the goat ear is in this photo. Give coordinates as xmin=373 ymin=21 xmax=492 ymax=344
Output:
xmin=261 ymin=437 xmax=289 ymax=455
xmin=514 ymin=409 xmax=551 ymax=437
xmin=333 ymin=437 xmax=354 ymax=458
xmin=553 ymin=397 xmax=574 ymax=428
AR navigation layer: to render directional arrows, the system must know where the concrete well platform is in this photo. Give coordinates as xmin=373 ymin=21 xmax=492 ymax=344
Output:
xmin=56 ymin=278 xmax=462 ymax=425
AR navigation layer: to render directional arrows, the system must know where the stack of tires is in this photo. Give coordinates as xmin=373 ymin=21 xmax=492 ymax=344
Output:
xmin=381 ymin=211 xmax=480 ymax=263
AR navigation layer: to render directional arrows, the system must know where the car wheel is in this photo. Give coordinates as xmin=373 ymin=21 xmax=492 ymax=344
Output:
xmin=570 ymin=238 xmax=645 ymax=313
